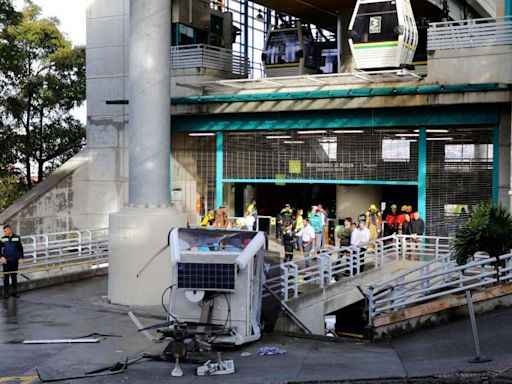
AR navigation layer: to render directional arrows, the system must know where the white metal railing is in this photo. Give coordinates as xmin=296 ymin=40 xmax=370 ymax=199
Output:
xmin=171 ymin=44 xmax=248 ymax=76
xmin=367 ymin=251 xmax=512 ymax=326
xmin=428 ymin=16 xmax=512 ymax=50
xmin=1 ymin=228 xmax=109 ymax=283
xmin=263 ymin=235 xmax=452 ymax=302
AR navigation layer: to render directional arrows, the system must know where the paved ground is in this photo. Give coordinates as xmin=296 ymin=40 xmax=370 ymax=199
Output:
xmin=1 ymin=277 xmax=512 ymax=383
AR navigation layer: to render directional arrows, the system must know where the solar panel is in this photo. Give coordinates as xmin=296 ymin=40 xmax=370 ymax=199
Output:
xmin=177 ymin=263 xmax=236 ymax=291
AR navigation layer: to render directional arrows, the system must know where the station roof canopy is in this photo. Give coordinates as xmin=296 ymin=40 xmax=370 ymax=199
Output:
xmin=250 ymin=0 xmax=494 ymax=30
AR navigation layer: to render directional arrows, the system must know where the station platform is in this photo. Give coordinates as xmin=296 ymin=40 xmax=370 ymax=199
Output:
xmin=2 ymin=276 xmax=512 ymax=383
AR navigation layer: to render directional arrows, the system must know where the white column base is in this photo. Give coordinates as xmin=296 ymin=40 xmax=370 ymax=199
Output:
xmin=108 ymin=207 xmax=186 ymax=306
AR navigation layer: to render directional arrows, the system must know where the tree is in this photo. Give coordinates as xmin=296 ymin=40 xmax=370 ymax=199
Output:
xmin=0 ymin=2 xmax=85 ymax=188
xmin=452 ymin=202 xmax=512 ymax=266
xmin=0 ymin=167 xmax=28 ymax=213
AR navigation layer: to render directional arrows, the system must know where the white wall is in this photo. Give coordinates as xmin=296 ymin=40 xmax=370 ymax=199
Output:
xmin=336 ymin=185 xmax=382 ymax=221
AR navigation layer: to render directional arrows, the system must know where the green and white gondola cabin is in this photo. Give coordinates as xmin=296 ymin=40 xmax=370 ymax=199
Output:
xmin=348 ymin=0 xmax=418 ymax=70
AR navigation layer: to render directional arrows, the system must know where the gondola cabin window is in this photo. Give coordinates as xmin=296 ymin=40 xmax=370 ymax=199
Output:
xmin=352 ymin=2 xmax=399 ymax=44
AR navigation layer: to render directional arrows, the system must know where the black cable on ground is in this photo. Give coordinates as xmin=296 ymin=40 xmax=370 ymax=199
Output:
xmin=72 ymin=332 xmax=122 ymax=339
xmin=161 ymin=284 xmax=177 ymax=321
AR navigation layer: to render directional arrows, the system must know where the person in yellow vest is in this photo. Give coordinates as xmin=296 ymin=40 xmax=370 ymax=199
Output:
xmin=365 ymin=204 xmax=382 ymax=241
xmin=200 ymin=210 xmax=216 ymax=227
xmin=294 ymin=208 xmax=304 ymax=252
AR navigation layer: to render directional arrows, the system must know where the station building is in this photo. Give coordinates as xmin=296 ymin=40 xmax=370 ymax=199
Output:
xmin=1 ymin=0 xmax=511 ymax=239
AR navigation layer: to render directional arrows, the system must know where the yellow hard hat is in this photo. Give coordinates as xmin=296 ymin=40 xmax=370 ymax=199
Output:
xmin=370 ymin=204 xmax=377 ymax=211
xmin=391 ymin=204 xmax=397 ymax=209
xmin=401 ymin=205 xmax=407 ymax=211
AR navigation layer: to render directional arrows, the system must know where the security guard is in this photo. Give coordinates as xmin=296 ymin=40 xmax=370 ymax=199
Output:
xmin=0 ymin=225 xmax=24 ymax=298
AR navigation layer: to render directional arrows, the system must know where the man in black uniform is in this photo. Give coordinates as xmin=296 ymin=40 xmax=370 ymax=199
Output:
xmin=0 ymin=225 xmax=24 ymax=298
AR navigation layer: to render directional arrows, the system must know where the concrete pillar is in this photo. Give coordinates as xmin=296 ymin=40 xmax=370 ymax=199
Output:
xmin=128 ymin=0 xmax=171 ymax=207
xmin=108 ymin=0 xmax=186 ymax=306
xmin=497 ymin=111 xmax=510 ymax=209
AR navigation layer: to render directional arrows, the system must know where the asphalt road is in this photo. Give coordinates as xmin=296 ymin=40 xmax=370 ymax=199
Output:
xmin=1 ymin=276 xmax=512 ymax=383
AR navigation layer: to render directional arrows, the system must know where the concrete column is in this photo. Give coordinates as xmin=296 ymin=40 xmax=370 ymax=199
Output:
xmin=108 ymin=0 xmax=186 ymax=306
xmin=337 ymin=10 xmax=343 ymax=73
xmin=128 ymin=0 xmax=171 ymax=207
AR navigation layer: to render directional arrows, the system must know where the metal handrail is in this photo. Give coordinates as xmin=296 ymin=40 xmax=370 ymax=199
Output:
xmin=2 ymin=228 xmax=109 ymax=283
xmin=366 ymin=251 xmax=512 ymax=326
xmin=263 ymin=234 xmax=453 ymax=301
xmin=170 ymin=44 xmax=249 ymax=76
xmin=428 ymin=15 xmax=512 ymax=50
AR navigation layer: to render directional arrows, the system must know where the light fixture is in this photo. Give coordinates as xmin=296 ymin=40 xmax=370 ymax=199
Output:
xmin=297 ymin=130 xmax=327 ymax=135
xmin=256 ymin=9 xmax=264 ymax=22
xmin=427 ymin=137 xmax=454 ymax=141
xmin=413 ymin=129 xmax=450 ymax=133
xmin=266 ymin=135 xmax=291 ymax=139
xmin=283 ymin=140 xmax=304 ymax=144
xmin=333 ymin=130 xmax=364 ymax=134
xmin=395 ymin=133 xmax=419 ymax=137
xmin=188 ymin=132 xmax=216 ymax=137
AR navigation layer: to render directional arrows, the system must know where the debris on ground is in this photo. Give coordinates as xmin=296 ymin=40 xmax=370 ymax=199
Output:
xmin=256 ymin=346 xmax=287 ymax=356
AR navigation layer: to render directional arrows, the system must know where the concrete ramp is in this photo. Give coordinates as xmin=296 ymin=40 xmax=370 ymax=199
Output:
xmin=275 ymin=260 xmax=423 ymax=335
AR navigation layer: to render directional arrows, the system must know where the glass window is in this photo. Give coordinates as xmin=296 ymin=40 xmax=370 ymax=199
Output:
xmin=318 ymin=137 xmax=337 ymax=161
xmin=264 ymin=30 xmax=300 ymax=65
xmin=352 ymin=1 xmax=399 ymax=44
xmin=382 ymin=139 xmax=410 ymax=162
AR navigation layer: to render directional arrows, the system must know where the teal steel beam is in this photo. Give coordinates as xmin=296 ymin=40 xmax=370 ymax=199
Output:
xmin=216 ymin=131 xmax=224 ymax=208
xmin=173 ymin=105 xmax=500 ymax=132
xmin=106 ymin=83 xmax=509 ymax=107
xmin=171 ymin=83 xmax=508 ymax=105
xmin=418 ymin=127 xmax=427 ymax=224
xmin=222 ymin=178 xmax=418 ymax=186
xmin=506 ymin=0 xmax=512 ymax=16
xmin=493 ymin=125 xmax=500 ymax=203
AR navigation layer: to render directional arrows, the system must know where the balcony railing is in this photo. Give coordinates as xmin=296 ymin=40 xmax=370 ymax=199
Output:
xmin=428 ymin=15 xmax=512 ymax=50
xmin=170 ymin=44 xmax=248 ymax=77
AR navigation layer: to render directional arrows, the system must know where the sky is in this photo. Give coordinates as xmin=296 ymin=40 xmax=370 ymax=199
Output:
xmin=14 ymin=0 xmax=90 ymax=123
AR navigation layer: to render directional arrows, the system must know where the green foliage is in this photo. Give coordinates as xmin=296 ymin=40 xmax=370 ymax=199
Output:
xmin=0 ymin=1 xmax=85 ymax=188
xmin=0 ymin=168 xmax=28 ymax=213
xmin=452 ymin=202 xmax=512 ymax=265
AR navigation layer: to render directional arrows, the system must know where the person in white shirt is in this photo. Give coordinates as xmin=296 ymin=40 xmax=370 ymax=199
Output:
xmin=351 ymin=220 xmax=370 ymax=273
xmin=245 ymin=214 xmax=255 ymax=231
xmin=296 ymin=218 xmax=315 ymax=267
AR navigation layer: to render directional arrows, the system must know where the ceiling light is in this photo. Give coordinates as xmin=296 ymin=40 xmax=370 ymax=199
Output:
xmin=189 ymin=132 xmax=216 ymax=137
xmin=297 ymin=130 xmax=327 ymax=135
xmin=333 ymin=130 xmax=364 ymax=134
xmin=414 ymin=129 xmax=450 ymax=133
xmin=283 ymin=140 xmax=304 ymax=144
xmin=266 ymin=135 xmax=291 ymax=139
xmin=427 ymin=137 xmax=454 ymax=141
xmin=396 ymin=133 xmax=419 ymax=137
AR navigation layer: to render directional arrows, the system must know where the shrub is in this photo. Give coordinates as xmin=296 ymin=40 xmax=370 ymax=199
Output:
xmin=452 ymin=202 xmax=512 ymax=265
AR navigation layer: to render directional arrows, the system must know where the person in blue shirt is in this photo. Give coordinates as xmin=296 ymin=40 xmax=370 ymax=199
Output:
xmin=0 ymin=225 xmax=24 ymax=298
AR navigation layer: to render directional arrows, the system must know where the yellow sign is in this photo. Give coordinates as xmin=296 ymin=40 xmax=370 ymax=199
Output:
xmin=289 ymin=160 xmax=301 ymax=174
xmin=270 ymin=217 xmax=276 ymax=226
xmin=275 ymin=174 xmax=286 ymax=186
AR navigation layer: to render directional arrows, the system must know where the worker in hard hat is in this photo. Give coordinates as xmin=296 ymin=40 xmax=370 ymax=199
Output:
xmin=395 ymin=205 xmax=408 ymax=234
xmin=384 ymin=204 xmax=398 ymax=236
xmin=365 ymin=204 xmax=382 ymax=241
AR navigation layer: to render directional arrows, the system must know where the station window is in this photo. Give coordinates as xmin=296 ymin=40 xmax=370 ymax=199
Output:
xmin=318 ymin=137 xmax=337 ymax=161
xmin=445 ymin=144 xmax=493 ymax=162
xmin=381 ymin=139 xmax=410 ymax=162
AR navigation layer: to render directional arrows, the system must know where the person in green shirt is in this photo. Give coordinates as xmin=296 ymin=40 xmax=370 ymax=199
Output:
xmin=309 ymin=209 xmax=324 ymax=250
